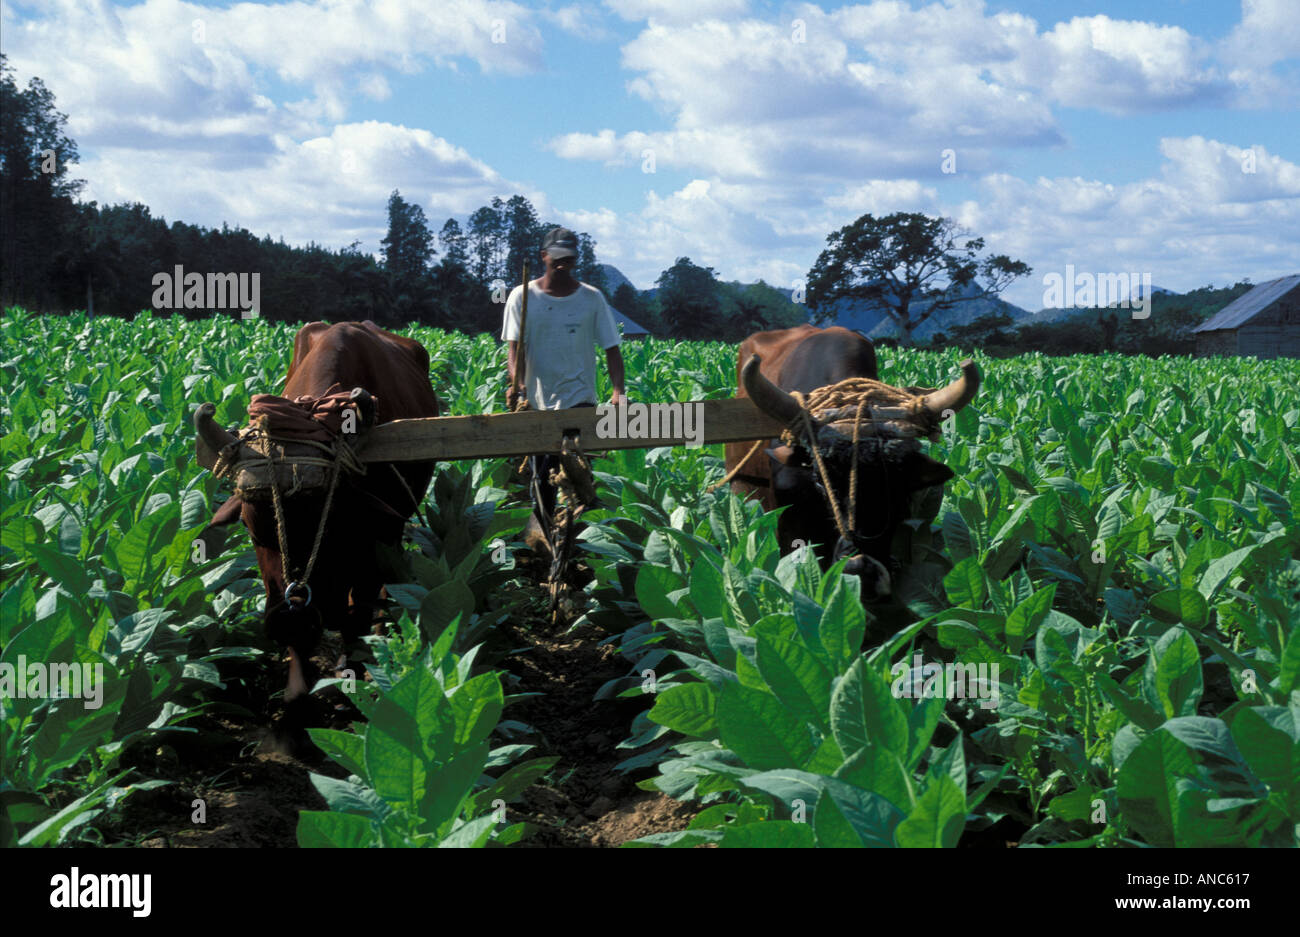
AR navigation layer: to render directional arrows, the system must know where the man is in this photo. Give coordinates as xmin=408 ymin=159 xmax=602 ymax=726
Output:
xmin=502 ymin=226 xmax=626 ymax=522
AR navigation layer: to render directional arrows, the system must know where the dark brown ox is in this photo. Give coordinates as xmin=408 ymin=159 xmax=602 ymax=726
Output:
xmin=724 ymin=324 xmax=978 ymax=599
xmin=195 ymin=321 xmax=439 ymax=727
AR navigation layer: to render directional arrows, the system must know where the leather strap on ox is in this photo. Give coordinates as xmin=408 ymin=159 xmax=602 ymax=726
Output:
xmin=209 ymin=384 xmax=374 ymax=608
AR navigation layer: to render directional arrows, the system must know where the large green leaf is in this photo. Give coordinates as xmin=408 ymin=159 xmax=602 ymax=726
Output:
xmin=635 ymin=565 xmax=686 ymax=620
xmin=648 ymin=682 xmax=718 ymax=736
xmin=1005 ymin=584 xmax=1055 ymax=654
xmin=834 ymin=744 xmax=913 ymax=811
xmin=1228 ymin=707 xmax=1299 ymax=820
xmin=1116 ymin=729 xmax=1202 ymax=847
xmin=1151 ymin=627 xmax=1203 ymax=719
xmin=1148 ymin=589 xmax=1208 ymax=630
xmin=819 ymin=577 xmax=866 ymax=670
xmin=830 ymin=658 xmax=908 ymax=758
xmin=716 ymin=682 xmax=817 ymax=770
xmin=813 ymin=782 xmax=903 ymax=848
xmin=417 ymin=580 xmax=475 ymax=647
xmin=894 ymin=775 xmax=966 ymax=848
xmin=719 ymin=821 xmax=815 ymax=847
xmin=943 ymin=557 xmax=987 ymax=608
xmin=307 ymin=728 xmax=367 ymax=779
xmin=448 ymin=672 xmax=504 ymax=749
xmin=419 ymin=741 xmax=490 ymax=833
xmin=364 ymin=668 xmax=454 ymax=807
xmin=755 ymin=634 xmax=833 ymax=733
xmin=297 ymin=811 xmax=376 ymax=848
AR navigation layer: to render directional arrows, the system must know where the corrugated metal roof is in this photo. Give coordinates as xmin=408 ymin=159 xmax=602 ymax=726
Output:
xmin=609 ymin=306 xmax=650 ymax=336
xmin=1193 ymin=275 xmax=1300 ymax=332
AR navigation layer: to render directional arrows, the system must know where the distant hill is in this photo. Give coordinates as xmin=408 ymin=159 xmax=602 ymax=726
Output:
xmin=1027 ymin=284 xmax=1183 ymax=323
xmin=599 ymin=264 xmax=636 ymax=294
xmin=812 ymin=282 xmax=1033 ymax=340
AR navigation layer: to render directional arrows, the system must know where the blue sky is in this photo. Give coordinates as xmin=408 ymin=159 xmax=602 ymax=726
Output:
xmin=2 ymin=0 xmax=1296 ymax=309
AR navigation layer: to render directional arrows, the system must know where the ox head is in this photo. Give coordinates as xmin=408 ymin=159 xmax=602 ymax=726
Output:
xmin=742 ymin=354 xmax=979 ymax=600
xmin=194 ymin=391 xmax=385 ymax=654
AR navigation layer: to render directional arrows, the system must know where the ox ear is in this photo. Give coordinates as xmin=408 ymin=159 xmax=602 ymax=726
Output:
xmin=208 ymin=495 xmax=245 ymax=527
xmin=765 ymin=444 xmax=799 ymax=466
xmin=901 ymin=451 xmax=955 ymax=490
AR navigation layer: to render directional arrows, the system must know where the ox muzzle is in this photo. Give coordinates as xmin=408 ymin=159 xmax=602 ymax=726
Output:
xmin=833 ymin=534 xmax=892 ymax=598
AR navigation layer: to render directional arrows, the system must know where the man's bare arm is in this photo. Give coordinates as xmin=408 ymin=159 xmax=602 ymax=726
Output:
xmin=606 ymin=345 xmax=625 ymax=405
xmin=507 ymin=340 xmax=520 ymax=386
xmin=506 ymin=340 xmax=522 ymax=407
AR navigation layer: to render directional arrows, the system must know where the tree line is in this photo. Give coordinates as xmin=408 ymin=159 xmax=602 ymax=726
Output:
xmin=919 ymin=282 xmax=1256 ymax=357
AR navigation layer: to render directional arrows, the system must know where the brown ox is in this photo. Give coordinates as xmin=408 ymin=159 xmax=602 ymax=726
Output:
xmin=724 ymin=324 xmax=978 ymax=599
xmin=195 ymin=321 xmax=439 ymax=729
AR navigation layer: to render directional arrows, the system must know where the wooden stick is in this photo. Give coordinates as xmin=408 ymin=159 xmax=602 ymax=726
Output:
xmin=361 ymin=397 xmax=786 ymax=462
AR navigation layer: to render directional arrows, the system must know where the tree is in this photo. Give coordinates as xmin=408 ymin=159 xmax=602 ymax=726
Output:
xmin=939 ymin=311 xmax=1017 ymax=349
xmin=438 ymin=218 xmax=469 ymax=268
xmin=611 ymin=282 xmax=642 ymax=320
xmin=51 ymin=202 xmax=121 ymax=317
xmin=331 ymin=242 xmax=391 ymax=321
xmin=502 ymin=195 xmax=542 ymax=284
xmin=576 ymin=232 xmax=608 ymax=294
xmin=381 ymin=190 xmax=435 ymax=285
xmin=807 ymin=212 xmax=1030 ymax=346
xmin=656 ymin=257 xmax=724 ymax=339
xmin=467 ymin=197 xmax=506 ymax=286
xmin=380 ymin=190 xmax=435 ymax=323
xmin=0 ymin=53 xmax=84 ymax=310
xmin=726 ymin=280 xmax=806 ymax=337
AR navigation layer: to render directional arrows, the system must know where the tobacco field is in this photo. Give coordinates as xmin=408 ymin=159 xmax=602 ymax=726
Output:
xmin=2 ymin=307 xmax=1298 ymax=848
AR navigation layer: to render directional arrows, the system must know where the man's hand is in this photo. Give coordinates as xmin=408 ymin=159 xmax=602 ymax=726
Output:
xmin=507 ymin=384 xmax=521 ymax=411
xmin=609 ymin=389 xmax=627 ymax=407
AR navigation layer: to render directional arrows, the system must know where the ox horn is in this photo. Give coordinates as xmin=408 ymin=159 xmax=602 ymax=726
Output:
xmin=921 ymin=359 xmax=981 ymax=419
xmin=741 ymin=354 xmax=804 ymax=426
xmin=194 ymin=402 xmax=239 ymax=470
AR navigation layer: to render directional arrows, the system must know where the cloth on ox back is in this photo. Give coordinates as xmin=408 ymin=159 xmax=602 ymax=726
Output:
xmin=214 ymin=383 xmax=370 ymax=501
xmin=247 ymin=383 xmax=376 ymax=442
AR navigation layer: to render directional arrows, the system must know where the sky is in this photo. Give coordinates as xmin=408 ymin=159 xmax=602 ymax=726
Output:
xmin=2 ymin=0 xmax=1297 ymax=309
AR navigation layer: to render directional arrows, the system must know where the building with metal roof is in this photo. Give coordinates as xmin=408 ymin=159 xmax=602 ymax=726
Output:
xmin=1193 ymin=275 xmax=1300 ymax=358
xmin=609 ymin=306 xmax=651 ymax=340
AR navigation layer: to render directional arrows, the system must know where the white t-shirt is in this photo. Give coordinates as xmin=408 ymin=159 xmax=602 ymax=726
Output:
xmin=501 ymin=281 xmax=621 ymax=410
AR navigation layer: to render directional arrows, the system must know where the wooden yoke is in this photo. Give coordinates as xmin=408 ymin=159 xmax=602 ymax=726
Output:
xmin=361 ymin=398 xmax=786 ymax=463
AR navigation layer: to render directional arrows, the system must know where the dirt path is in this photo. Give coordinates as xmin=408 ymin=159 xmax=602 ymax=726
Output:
xmin=103 ymin=603 xmax=691 ymax=847
xmin=497 ymin=618 xmax=694 ymax=846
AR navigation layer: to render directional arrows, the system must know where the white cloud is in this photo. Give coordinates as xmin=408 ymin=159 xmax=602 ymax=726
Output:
xmin=541 ymin=1 xmax=1296 ymax=303
xmin=1220 ymin=0 xmax=1300 ymax=106
xmin=1159 ymin=136 xmax=1300 ymax=203
xmin=1033 ymin=16 xmax=1228 ymax=111
xmin=604 ymin=0 xmax=749 ymax=25
xmin=2 ymin=0 xmax=545 ymax=153
xmin=555 ymin=8 xmax=1062 ymax=181
xmin=545 ymin=3 xmax=614 ymax=39
xmin=959 ymin=140 xmax=1300 ymax=308
xmin=77 ymin=121 xmax=535 ymax=250
xmin=1225 ymin=0 xmax=1300 ymax=67
xmin=825 ymin=180 xmax=939 ymax=214
xmin=359 ymin=73 xmax=393 ymax=101
xmin=555 ymin=1 xmax=1276 ymax=187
